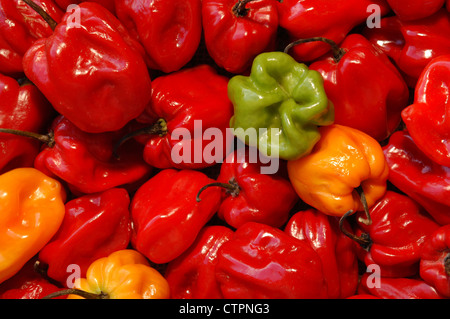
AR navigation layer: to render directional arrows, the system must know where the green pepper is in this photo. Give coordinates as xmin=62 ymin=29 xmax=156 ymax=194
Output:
xmin=228 ymin=52 xmax=334 ymax=160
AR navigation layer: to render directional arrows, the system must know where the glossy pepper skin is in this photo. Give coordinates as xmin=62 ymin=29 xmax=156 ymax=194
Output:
xmin=383 ymin=130 xmax=450 ymax=225
xmin=0 ymin=168 xmax=66 ymax=284
xmin=134 ymin=65 xmax=233 ymax=170
xmin=401 ymin=55 xmax=450 ymax=167
xmin=202 ymin=149 xmax=298 ymax=229
xmin=358 ymin=274 xmax=447 ymax=299
xmin=0 ymin=0 xmax=63 ymax=77
xmin=0 ymin=258 xmax=64 ymax=299
xmin=309 ymin=34 xmax=409 ymax=142
xmin=67 ymin=250 xmax=170 ymax=299
xmin=38 ymin=188 xmax=132 ymax=285
xmin=420 ymin=224 xmax=450 ymax=298
xmin=131 ymin=169 xmax=222 ymax=264
xmin=284 ymin=209 xmax=359 ymax=299
xmin=385 ymin=0 xmax=445 ymax=21
xmin=353 ymin=191 xmax=440 ymax=278
xmin=228 ymin=51 xmax=334 ymax=161
xmin=277 ymin=0 xmax=390 ymax=62
xmin=0 ymin=75 xmax=54 ymax=174
xmin=115 ymin=0 xmax=201 ymax=73
xmin=287 ymin=124 xmax=389 ymax=217
xmin=202 ymin=0 xmax=279 ymax=74
xmin=55 ymin=0 xmax=116 ymax=13
xmin=164 ymin=226 xmax=234 ymax=299
xmin=34 ymin=116 xmax=152 ymax=195
xmin=215 ymin=222 xmax=328 ymax=298
xmin=23 ymin=2 xmax=152 ymax=133
xmin=363 ymin=9 xmax=450 ymax=87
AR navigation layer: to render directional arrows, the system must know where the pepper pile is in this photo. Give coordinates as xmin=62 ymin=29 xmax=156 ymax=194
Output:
xmin=0 ymin=0 xmax=449 ymax=300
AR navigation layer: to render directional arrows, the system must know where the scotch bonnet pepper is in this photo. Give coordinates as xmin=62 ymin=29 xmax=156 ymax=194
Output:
xmin=0 ymin=75 xmax=54 ymax=174
xmin=287 ymin=124 xmax=389 ymax=217
xmin=0 ymin=168 xmax=66 ymax=284
xmin=22 ymin=1 xmax=152 ymax=133
xmin=401 ymin=55 xmax=450 ymax=167
xmin=228 ymin=51 xmax=334 ymax=161
xmin=385 ymin=0 xmax=445 ymax=21
xmin=202 ymin=0 xmax=279 ymax=74
xmin=44 ymin=250 xmax=170 ymax=299
xmin=37 ymin=188 xmax=132 ymax=285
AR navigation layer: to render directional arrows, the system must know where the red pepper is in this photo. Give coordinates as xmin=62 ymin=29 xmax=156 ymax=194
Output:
xmin=37 ymin=188 xmax=132 ymax=286
xmin=197 ymin=149 xmax=298 ymax=229
xmin=0 ymin=258 xmax=64 ymax=299
xmin=202 ymin=0 xmax=279 ymax=74
xmin=363 ymin=9 xmax=450 ymax=87
xmin=115 ymin=0 xmax=202 ymax=73
xmin=129 ymin=65 xmax=233 ymax=170
xmin=277 ymin=0 xmax=390 ymax=62
xmin=215 ymin=222 xmax=328 ymax=298
xmin=284 ymin=209 xmax=359 ymax=299
xmin=358 ymin=274 xmax=447 ymax=299
xmin=33 ymin=115 xmax=152 ymax=194
xmin=401 ymin=55 xmax=450 ymax=167
xmin=164 ymin=225 xmax=234 ymax=299
xmin=385 ymin=0 xmax=445 ymax=21
xmin=0 ymin=0 xmax=63 ymax=77
xmin=22 ymin=1 xmax=152 ymax=133
xmin=383 ymin=130 xmax=450 ymax=225
xmin=0 ymin=75 xmax=54 ymax=174
xmin=306 ymin=34 xmax=409 ymax=142
xmin=420 ymin=224 xmax=450 ymax=298
xmin=131 ymin=169 xmax=222 ymax=264
xmin=349 ymin=191 xmax=441 ymax=278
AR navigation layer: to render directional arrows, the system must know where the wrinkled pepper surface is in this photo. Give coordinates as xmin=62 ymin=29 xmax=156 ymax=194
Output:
xmin=228 ymin=51 xmax=334 ymax=161
xmin=23 ymin=2 xmax=152 ymax=133
xmin=386 ymin=0 xmax=445 ymax=21
xmin=363 ymin=9 xmax=450 ymax=87
xmin=287 ymin=124 xmax=389 ymax=217
xmin=420 ymin=224 xmax=450 ymax=298
xmin=0 ymin=168 xmax=66 ymax=284
xmin=284 ymin=209 xmax=359 ymax=299
xmin=164 ymin=225 xmax=234 ymax=299
xmin=115 ymin=0 xmax=202 ymax=73
xmin=0 ymin=75 xmax=54 ymax=174
xmin=202 ymin=0 xmax=279 ymax=74
xmin=37 ymin=188 xmax=132 ymax=285
xmin=131 ymin=169 xmax=222 ymax=264
xmin=62 ymin=250 xmax=170 ymax=299
xmin=308 ymin=34 xmax=409 ymax=142
xmin=353 ymin=191 xmax=440 ymax=278
xmin=401 ymin=54 xmax=450 ymax=167
xmin=383 ymin=130 xmax=450 ymax=225
xmin=215 ymin=222 xmax=328 ymax=298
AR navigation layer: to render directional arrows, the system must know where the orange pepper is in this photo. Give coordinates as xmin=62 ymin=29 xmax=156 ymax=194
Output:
xmin=0 ymin=168 xmax=66 ymax=284
xmin=58 ymin=250 xmax=170 ymax=299
xmin=287 ymin=124 xmax=389 ymax=217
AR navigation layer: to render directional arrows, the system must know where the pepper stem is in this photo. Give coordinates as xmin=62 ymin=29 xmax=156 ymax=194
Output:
xmin=339 ymin=210 xmax=372 ymax=251
xmin=284 ymin=37 xmax=346 ymax=63
xmin=42 ymin=288 xmax=110 ymax=299
xmin=0 ymin=128 xmax=55 ymax=147
xmin=232 ymin=0 xmax=282 ymax=17
xmin=445 ymin=253 xmax=450 ymax=277
xmin=112 ymin=118 xmax=167 ymax=159
xmin=21 ymin=0 xmax=58 ymax=31
xmin=196 ymin=178 xmax=240 ymax=202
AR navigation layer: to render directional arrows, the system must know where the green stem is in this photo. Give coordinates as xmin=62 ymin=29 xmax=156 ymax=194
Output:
xmin=284 ymin=37 xmax=346 ymax=63
xmin=0 ymin=128 xmax=54 ymax=147
xmin=42 ymin=288 xmax=110 ymax=299
xmin=196 ymin=178 xmax=240 ymax=202
xmin=21 ymin=0 xmax=58 ymax=31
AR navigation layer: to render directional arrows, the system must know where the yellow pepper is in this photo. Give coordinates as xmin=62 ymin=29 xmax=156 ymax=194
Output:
xmin=287 ymin=124 xmax=389 ymax=217
xmin=52 ymin=249 xmax=170 ymax=299
xmin=0 ymin=168 xmax=66 ymax=284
